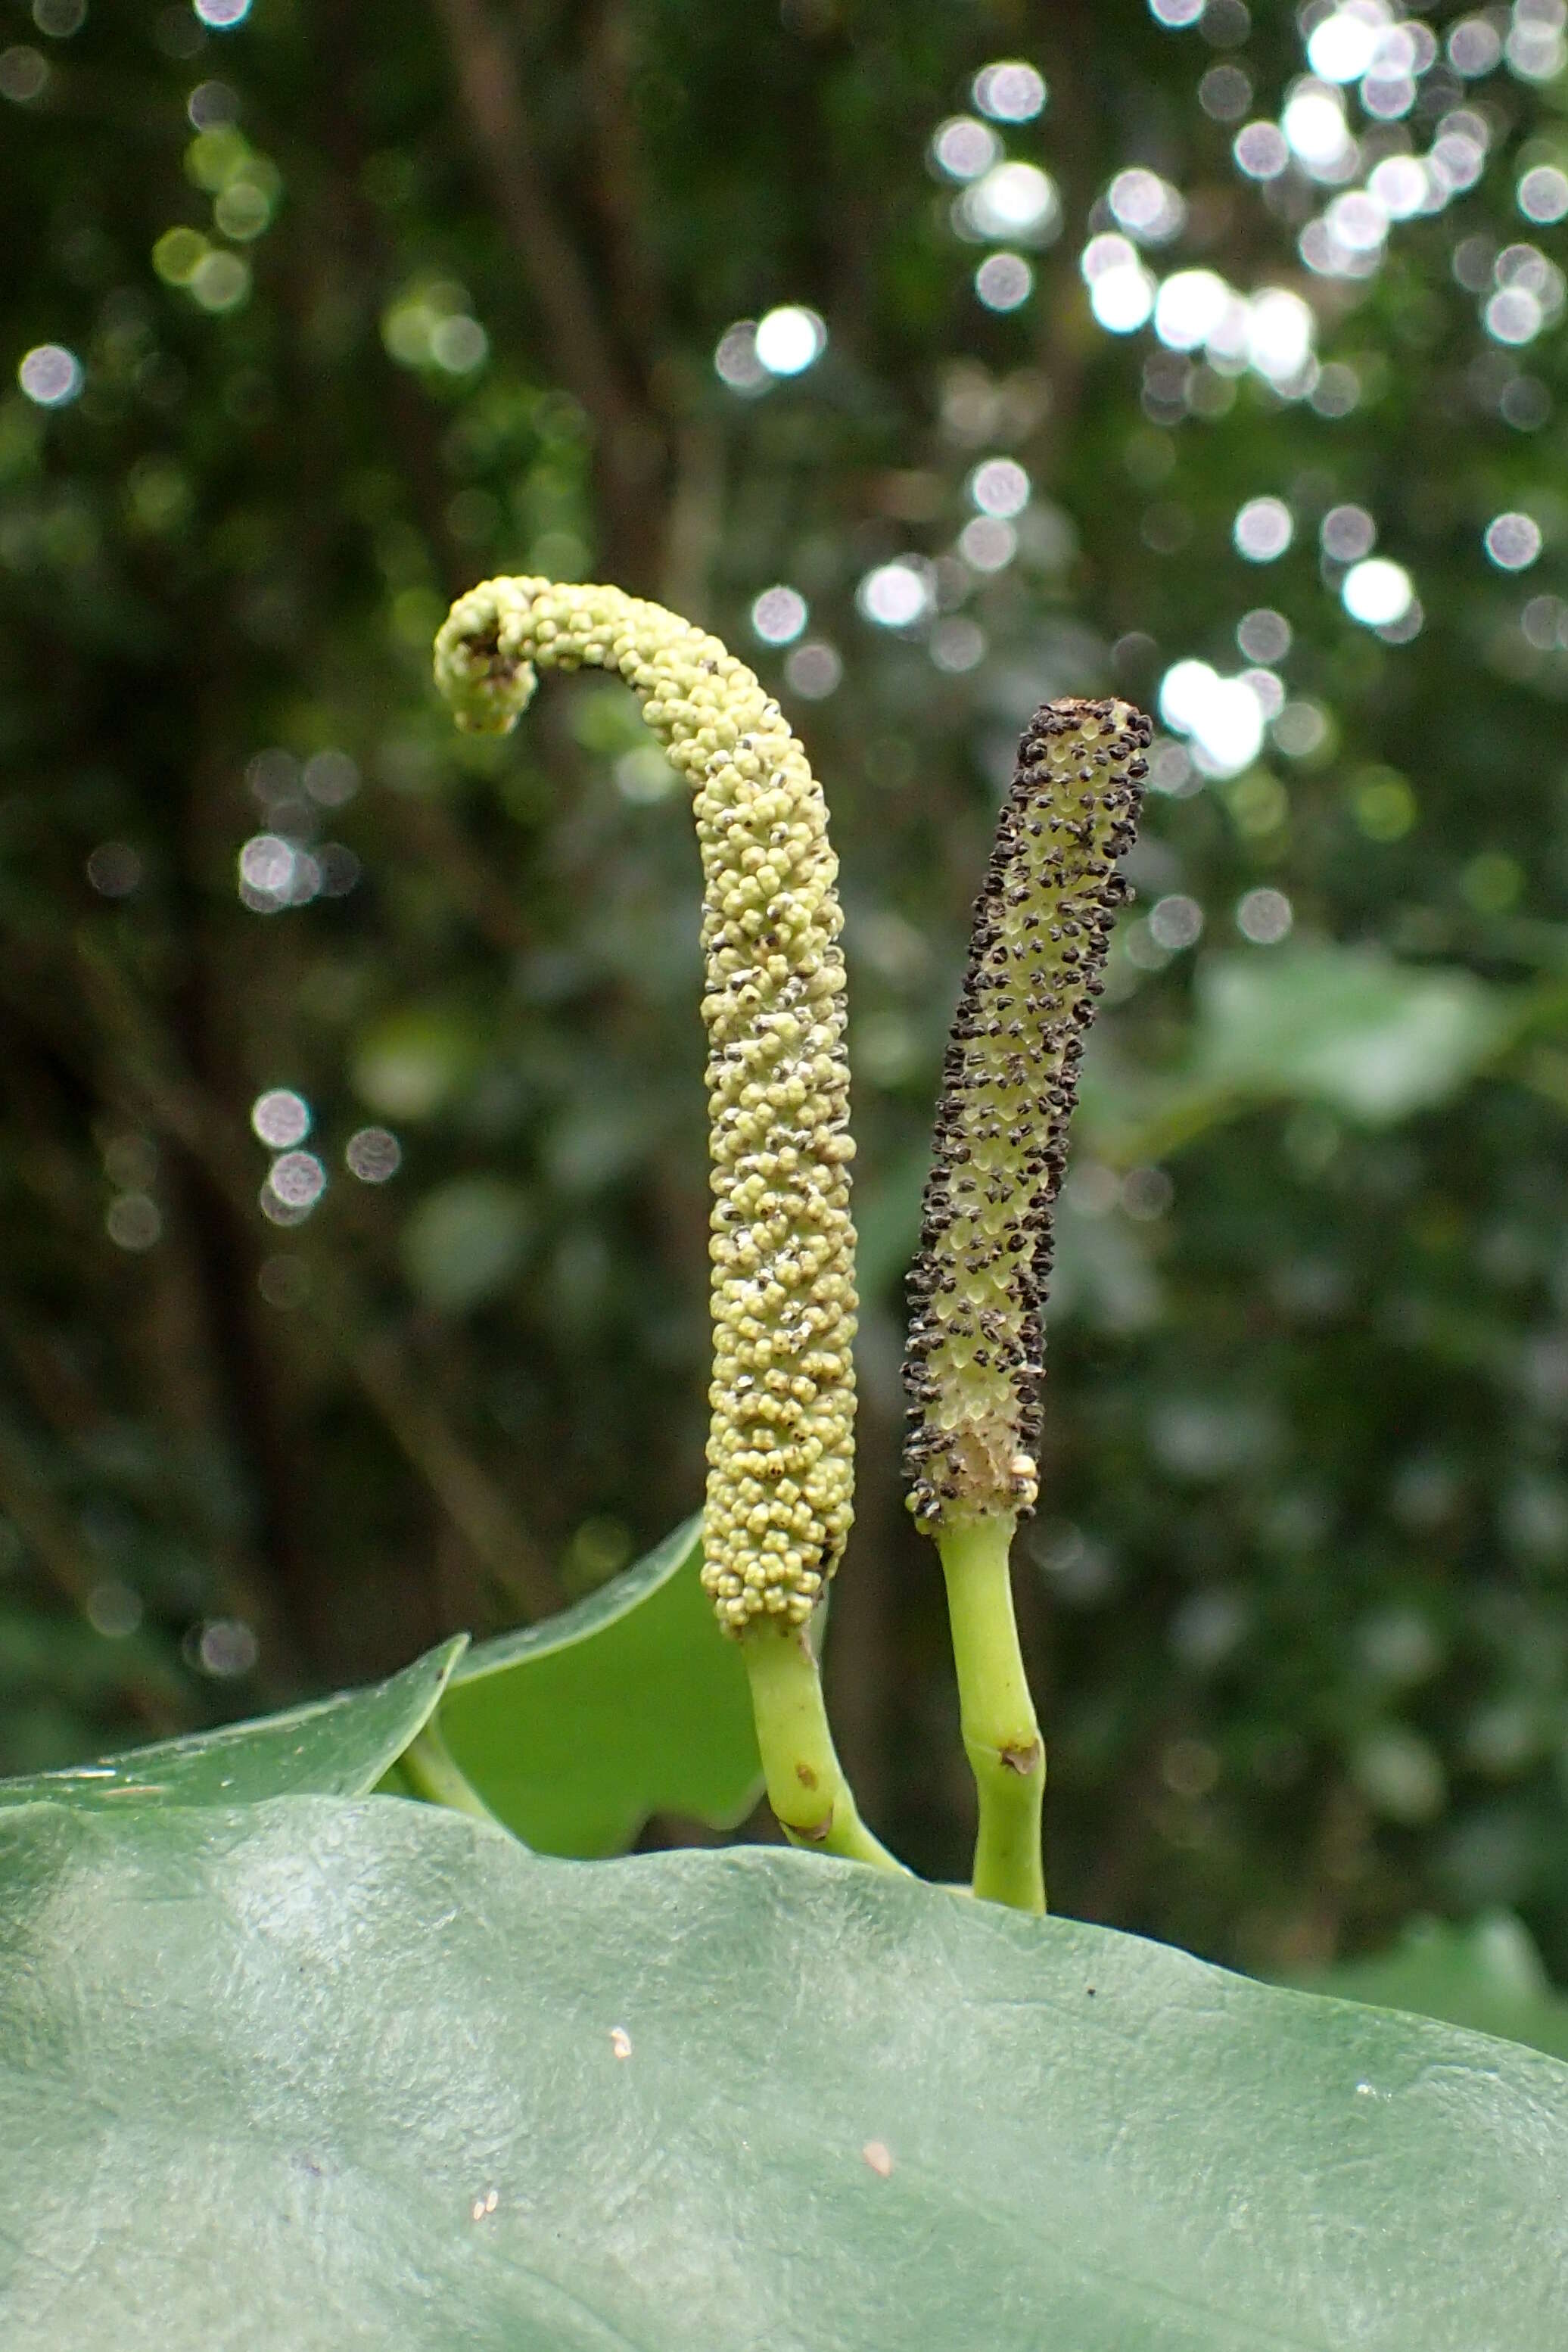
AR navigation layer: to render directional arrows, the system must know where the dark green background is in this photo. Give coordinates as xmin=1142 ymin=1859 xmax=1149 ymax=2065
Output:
xmin=5 ymin=0 xmax=1568 ymax=1983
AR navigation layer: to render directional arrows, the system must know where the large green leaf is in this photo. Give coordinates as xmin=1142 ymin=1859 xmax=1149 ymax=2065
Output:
xmin=4 ymin=1796 xmax=1566 ymax=2350
xmin=435 ymin=1514 xmax=762 ymax=1853
xmin=1293 ymin=1911 xmax=1568 ymax=2064
xmin=0 ymin=1636 xmax=465 ymax=1812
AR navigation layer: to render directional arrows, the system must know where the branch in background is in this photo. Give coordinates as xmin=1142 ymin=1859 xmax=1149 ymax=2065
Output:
xmin=0 ymin=1415 xmax=182 ymax=1737
xmin=6 ymin=938 xmax=565 ymax=1641
xmin=432 ymin=0 xmax=668 ymax=588
xmin=347 ymin=1325 xmax=562 ymax=1623
xmin=377 ymin=787 xmax=532 ymax=958
xmin=658 ymin=420 xmax=726 ymax=625
xmin=580 ymin=0 xmax=664 ymax=365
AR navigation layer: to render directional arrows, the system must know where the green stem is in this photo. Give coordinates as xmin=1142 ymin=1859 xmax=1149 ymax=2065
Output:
xmin=741 ymin=1620 xmax=908 ymax=1873
xmin=400 ymin=1717 xmax=506 ymax=1827
xmin=937 ymin=1515 xmax=1046 ymax=1913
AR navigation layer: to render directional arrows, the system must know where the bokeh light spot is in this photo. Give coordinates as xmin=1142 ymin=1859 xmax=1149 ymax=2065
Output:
xmin=1234 ymin=496 xmax=1293 ymax=561
xmin=1321 ymin=503 xmax=1376 ymax=562
xmin=250 ymin=1089 xmax=311 ymax=1149
xmin=17 ymin=343 xmax=82 ymax=406
xmin=713 ymin=321 xmax=767 ymax=392
xmin=346 ymin=1127 xmax=402 ymax=1183
xmin=968 ymin=457 xmax=1030 ymax=518
xmin=1342 ymin=556 xmax=1413 ymax=627
xmin=1149 ymin=893 xmax=1205 ymax=950
xmin=267 ymin=1150 xmax=326 ymax=1212
xmin=0 ymin=45 xmax=50 ymax=101
xmin=784 ymin=641 xmax=842 ymax=698
xmin=972 ymin=59 xmax=1047 ymax=120
xmin=1236 ymin=886 xmax=1293 ymax=944
xmin=957 ymin=515 xmax=1016 ymax=571
xmin=1237 ymin=607 xmax=1291 ymax=662
xmin=1486 ymin=511 xmax=1543 ymax=570
xmin=1518 ymin=164 xmax=1568 ymax=223
xmin=1233 ymin=120 xmax=1288 ymax=179
xmin=106 ymin=1194 xmax=161 ymax=1252
xmin=86 ymin=841 xmax=143 ymax=897
xmin=857 ymin=560 xmax=932 ymax=627
xmin=974 ymin=252 xmax=1033 ymax=310
xmin=1308 ymin=10 xmax=1378 ymax=82
xmin=963 ymin=161 xmax=1060 ymax=244
xmin=754 ymin=306 xmax=826 ymax=375
xmin=751 ymin=585 xmax=808 ymax=645
xmin=930 ymin=117 xmax=1000 ymax=182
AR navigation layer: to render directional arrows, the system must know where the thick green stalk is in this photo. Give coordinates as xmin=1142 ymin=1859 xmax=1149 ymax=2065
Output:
xmin=742 ymin=1620 xmax=907 ymax=1872
xmin=938 ymin=1515 xmax=1045 ymax=1912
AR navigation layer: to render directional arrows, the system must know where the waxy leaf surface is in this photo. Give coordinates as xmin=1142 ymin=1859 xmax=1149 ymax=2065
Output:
xmin=0 ymin=1636 xmax=464 ymax=1812
xmin=3 ymin=1795 xmax=1566 ymax=2351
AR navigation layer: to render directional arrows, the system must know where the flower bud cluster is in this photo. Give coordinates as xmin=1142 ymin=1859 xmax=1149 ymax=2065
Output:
xmin=903 ymin=698 xmax=1150 ymax=1532
xmin=434 ymin=578 xmax=857 ymax=1632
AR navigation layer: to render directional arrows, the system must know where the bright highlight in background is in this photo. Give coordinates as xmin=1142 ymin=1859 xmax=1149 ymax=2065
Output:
xmin=857 ymin=562 xmax=932 ymax=628
xmin=1158 ymin=661 xmax=1266 ymax=777
xmin=1236 ymin=888 xmax=1293 ymax=944
xmin=1485 ymin=512 xmax=1542 ymax=570
xmin=250 ymin=1090 xmax=311 ymax=1149
xmin=346 ymin=1128 xmax=402 ymax=1184
xmin=754 ymin=306 xmax=826 ymax=376
xmin=1307 ymin=9 xmax=1380 ymax=82
xmin=17 ymin=343 xmax=81 ymax=406
xmin=1234 ymin=497 xmax=1293 ymax=561
xmin=968 ymin=458 xmax=1030 ymax=518
xmin=1282 ymin=86 xmax=1353 ymax=174
xmin=975 ymin=253 xmax=1033 ymax=310
xmin=1342 ymin=557 xmax=1414 ymax=627
xmin=931 ymin=117 xmax=1000 ymax=181
xmin=1109 ymin=167 xmax=1186 ymax=245
xmin=1519 ymin=166 xmax=1568 ymax=224
xmin=751 ymin=586 xmax=809 ymax=644
xmin=194 ymin=0 xmax=252 ymax=22
xmin=1154 ymin=269 xmax=1230 ymax=349
xmin=972 ymin=60 xmax=1047 ymax=121
xmin=1084 ymin=238 xmax=1156 ymax=331
xmin=1246 ymin=289 xmax=1315 ymax=384
xmin=964 ymin=161 xmax=1059 ymax=242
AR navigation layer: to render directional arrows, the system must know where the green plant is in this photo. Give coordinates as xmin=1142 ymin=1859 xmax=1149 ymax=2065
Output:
xmin=3 ymin=582 xmax=1566 ymax=2350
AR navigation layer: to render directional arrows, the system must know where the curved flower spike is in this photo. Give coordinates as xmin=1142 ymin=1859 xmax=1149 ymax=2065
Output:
xmin=903 ymin=696 xmax=1150 ymax=1535
xmin=434 ymin=578 xmax=857 ymax=1638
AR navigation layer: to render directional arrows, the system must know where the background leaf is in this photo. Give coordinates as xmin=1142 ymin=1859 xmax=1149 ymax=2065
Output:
xmin=4 ymin=1797 xmax=1566 ymax=2352
xmin=0 ymin=1636 xmax=464 ymax=1812
xmin=1291 ymin=1910 xmax=1568 ymax=2065
xmin=1190 ymin=947 xmax=1517 ymax=1125
xmin=434 ymin=1515 xmax=761 ymax=1854
xmin=400 ymin=1175 xmax=534 ymax=1313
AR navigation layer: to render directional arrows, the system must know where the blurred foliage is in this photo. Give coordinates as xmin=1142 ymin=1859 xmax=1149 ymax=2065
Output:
xmin=1294 ymin=1906 xmax=1568 ymax=2057
xmin=5 ymin=0 xmax=1568 ymax=1984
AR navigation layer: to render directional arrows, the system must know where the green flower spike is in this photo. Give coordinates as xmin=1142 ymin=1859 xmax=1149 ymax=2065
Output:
xmin=434 ymin=577 xmax=901 ymax=1872
xmin=904 ymin=695 xmax=1150 ymax=1911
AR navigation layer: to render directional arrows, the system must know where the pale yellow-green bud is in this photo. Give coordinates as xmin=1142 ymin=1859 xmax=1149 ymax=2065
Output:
xmin=434 ymin=578 xmax=857 ymax=1633
xmin=903 ymin=697 xmax=1150 ymax=1532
